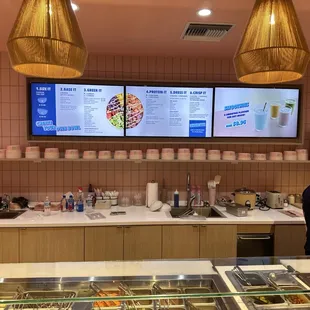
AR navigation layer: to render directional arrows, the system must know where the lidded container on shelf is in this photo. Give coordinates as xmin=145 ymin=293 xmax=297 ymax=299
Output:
xmin=44 ymin=148 xmax=59 ymax=159
xmin=65 ymin=149 xmax=79 ymax=159
xmin=6 ymin=145 xmax=22 ymax=159
xmin=25 ymin=146 xmax=40 ymax=159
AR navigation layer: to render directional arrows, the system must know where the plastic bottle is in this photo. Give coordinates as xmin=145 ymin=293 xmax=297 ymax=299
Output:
xmin=174 ymin=189 xmax=179 ymax=208
xmin=76 ymin=189 xmax=84 ymax=212
xmin=68 ymin=195 xmax=75 ymax=212
xmin=86 ymin=194 xmax=93 ymax=213
xmin=196 ymin=186 xmax=201 ymax=206
xmin=44 ymin=196 xmax=51 ymax=216
xmin=60 ymin=195 xmax=67 ymax=212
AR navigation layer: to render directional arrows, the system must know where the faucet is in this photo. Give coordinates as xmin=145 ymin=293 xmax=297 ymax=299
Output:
xmin=186 ymin=173 xmax=196 ymax=208
xmin=186 ymin=172 xmax=191 ymax=207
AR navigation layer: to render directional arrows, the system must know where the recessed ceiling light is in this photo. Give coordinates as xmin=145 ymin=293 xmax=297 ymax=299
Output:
xmin=197 ymin=8 xmax=212 ymax=17
xmin=71 ymin=2 xmax=79 ymax=11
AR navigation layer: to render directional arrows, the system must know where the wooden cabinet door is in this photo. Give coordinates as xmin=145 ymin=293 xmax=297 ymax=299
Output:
xmin=124 ymin=226 xmax=162 ymax=260
xmin=85 ymin=226 xmax=124 ymax=261
xmin=200 ymin=225 xmax=237 ymax=259
xmin=274 ymin=225 xmax=306 ymax=256
xmin=0 ymin=228 xmax=19 ymax=263
xmin=162 ymin=225 xmax=199 ymax=259
xmin=20 ymin=227 xmax=84 ymax=263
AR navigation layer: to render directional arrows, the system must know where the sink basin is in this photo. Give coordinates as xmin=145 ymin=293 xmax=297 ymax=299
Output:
xmin=170 ymin=207 xmax=224 ymax=218
xmin=0 ymin=210 xmax=26 ymax=219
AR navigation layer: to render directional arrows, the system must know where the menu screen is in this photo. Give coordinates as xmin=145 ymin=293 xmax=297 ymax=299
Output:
xmin=125 ymin=86 xmax=213 ymax=137
xmin=30 ymin=83 xmax=125 ymax=136
xmin=213 ymin=87 xmax=300 ymax=138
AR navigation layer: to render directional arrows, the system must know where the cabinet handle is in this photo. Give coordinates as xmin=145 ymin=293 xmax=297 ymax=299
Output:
xmin=117 ymin=226 xmax=123 ymax=229
xmin=201 ymin=225 xmax=206 ymax=228
xmin=192 ymin=225 xmax=198 ymax=228
xmin=20 ymin=228 xmax=26 ymax=230
xmin=124 ymin=226 xmax=130 ymax=229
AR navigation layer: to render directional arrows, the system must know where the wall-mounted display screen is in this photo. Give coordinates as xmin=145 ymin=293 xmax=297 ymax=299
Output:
xmin=213 ymin=87 xmax=300 ymax=138
xmin=30 ymin=83 xmax=125 ymax=136
xmin=125 ymin=86 xmax=213 ymax=137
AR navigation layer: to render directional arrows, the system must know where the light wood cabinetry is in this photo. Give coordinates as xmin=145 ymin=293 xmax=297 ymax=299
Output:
xmin=274 ymin=225 xmax=306 ymax=256
xmin=237 ymin=225 xmax=273 ymax=234
xmin=20 ymin=227 xmax=84 ymax=263
xmin=162 ymin=225 xmax=199 ymax=259
xmin=124 ymin=226 xmax=162 ymax=260
xmin=85 ymin=226 xmax=124 ymax=261
xmin=0 ymin=228 xmax=19 ymax=263
xmin=200 ymin=225 xmax=237 ymax=258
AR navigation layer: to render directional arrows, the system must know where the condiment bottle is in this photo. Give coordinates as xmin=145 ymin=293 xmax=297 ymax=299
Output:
xmin=174 ymin=189 xmax=179 ymax=208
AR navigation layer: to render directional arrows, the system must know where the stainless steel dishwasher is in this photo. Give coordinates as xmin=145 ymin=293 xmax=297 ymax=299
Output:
xmin=237 ymin=233 xmax=274 ymax=257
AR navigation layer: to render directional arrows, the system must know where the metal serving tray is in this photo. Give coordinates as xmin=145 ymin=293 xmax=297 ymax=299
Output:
xmin=0 ymin=275 xmax=235 ymax=310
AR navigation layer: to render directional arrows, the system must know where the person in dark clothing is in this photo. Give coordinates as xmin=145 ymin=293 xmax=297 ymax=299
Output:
xmin=302 ymin=186 xmax=310 ymax=255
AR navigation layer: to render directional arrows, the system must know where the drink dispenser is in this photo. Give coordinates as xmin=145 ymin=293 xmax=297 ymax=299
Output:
xmin=208 ymin=175 xmax=221 ymax=206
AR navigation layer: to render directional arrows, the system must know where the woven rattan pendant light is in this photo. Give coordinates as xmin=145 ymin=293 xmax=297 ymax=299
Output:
xmin=7 ymin=0 xmax=88 ymax=78
xmin=234 ymin=0 xmax=310 ymax=84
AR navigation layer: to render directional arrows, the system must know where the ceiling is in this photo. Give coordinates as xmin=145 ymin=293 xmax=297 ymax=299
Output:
xmin=1 ymin=0 xmax=310 ymax=58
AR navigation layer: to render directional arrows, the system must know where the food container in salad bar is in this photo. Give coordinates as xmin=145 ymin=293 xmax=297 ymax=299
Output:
xmin=146 ymin=149 xmax=160 ymax=160
xmin=280 ymin=286 xmax=310 ymax=306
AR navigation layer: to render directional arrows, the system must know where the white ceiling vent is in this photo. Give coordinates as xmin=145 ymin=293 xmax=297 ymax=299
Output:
xmin=181 ymin=23 xmax=234 ymax=42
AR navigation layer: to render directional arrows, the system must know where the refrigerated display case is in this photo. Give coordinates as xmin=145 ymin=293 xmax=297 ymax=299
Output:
xmin=1 ymin=256 xmax=310 ymax=310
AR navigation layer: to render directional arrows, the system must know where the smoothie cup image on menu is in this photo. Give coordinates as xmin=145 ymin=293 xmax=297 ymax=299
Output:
xmin=254 ymin=108 xmax=268 ymax=131
xmin=270 ymin=101 xmax=281 ymax=119
xmin=285 ymin=99 xmax=296 ymax=115
xmin=278 ymin=107 xmax=291 ymax=127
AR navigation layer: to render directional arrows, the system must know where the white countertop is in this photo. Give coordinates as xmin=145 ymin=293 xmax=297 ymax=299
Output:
xmin=0 ymin=205 xmax=305 ymax=227
xmin=0 ymin=260 xmax=216 ymax=278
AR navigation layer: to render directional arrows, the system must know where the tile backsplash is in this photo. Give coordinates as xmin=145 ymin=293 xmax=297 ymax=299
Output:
xmin=0 ymin=51 xmax=310 ymax=202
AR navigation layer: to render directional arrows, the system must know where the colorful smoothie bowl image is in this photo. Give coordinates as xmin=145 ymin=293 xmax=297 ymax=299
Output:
xmin=254 ymin=99 xmax=296 ymax=132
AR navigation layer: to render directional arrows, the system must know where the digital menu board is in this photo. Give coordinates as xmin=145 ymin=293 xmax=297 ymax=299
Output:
xmin=213 ymin=87 xmax=300 ymax=138
xmin=30 ymin=83 xmax=125 ymax=136
xmin=125 ymin=86 xmax=213 ymax=137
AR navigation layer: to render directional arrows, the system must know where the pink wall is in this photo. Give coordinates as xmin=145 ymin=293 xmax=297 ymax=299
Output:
xmin=0 ymin=51 xmax=310 ymax=202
